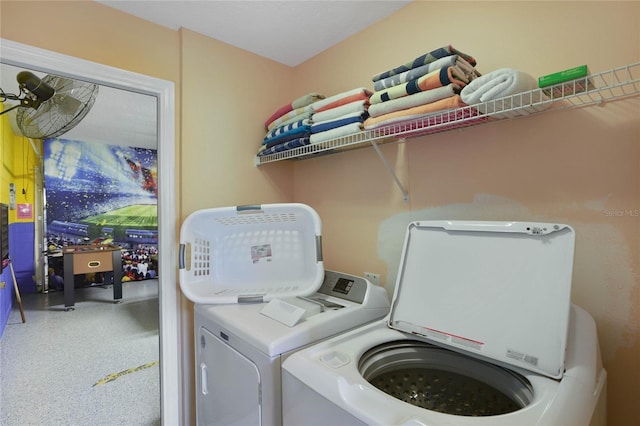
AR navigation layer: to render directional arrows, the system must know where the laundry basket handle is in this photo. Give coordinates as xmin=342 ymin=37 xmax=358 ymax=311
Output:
xmin=178 ymin=243 xmax=187 ymax=270
xmin=236 ymin=204 xmax=262 ymax=212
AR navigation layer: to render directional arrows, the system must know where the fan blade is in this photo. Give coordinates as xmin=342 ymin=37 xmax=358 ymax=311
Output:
xmin=15 ymin=75 xmax=98 ymax=139
xmin=57 ymin=96 xmax=83 ymax=116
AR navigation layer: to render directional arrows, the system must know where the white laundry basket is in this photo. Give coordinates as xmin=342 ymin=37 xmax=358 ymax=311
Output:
xmin=179 ymin=203 xmax=324 ymax=304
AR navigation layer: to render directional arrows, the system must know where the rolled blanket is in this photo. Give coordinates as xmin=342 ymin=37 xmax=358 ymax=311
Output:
xmin=368 ymin=84 xmax=460 ymax=118
xmin=309 ymin=122 xmax=363 ymax=145
xmin=372 ymin=45 xmax=476 ymax=82
xmin=310 ymin=87 xmax=373 ymax=113
xmin=311 ymin=111 xmax=368 ymax=134
xmin=364 ymin=95 xmax=466 ymax=129
xmin=460 ymin=68 xmax=546 ymax=118
xmin=460 ymin=68 xmax=537 ymax=104
xmin=370 ymin=66 xmax=468 ymax=105
xmin=312 ymin=99 xmax=368 ymax=123
xmin=374 ymin=56 xmax=480 ymax=91
xmin=264 ymin=92 xmax=324 ymax=129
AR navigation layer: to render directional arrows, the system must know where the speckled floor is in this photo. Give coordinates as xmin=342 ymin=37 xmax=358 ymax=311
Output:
xmin=0 ymin=279 xmax=160 ymax=426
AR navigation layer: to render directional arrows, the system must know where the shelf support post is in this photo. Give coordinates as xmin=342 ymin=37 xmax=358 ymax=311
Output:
xmin=370 ymin=140 xmax=409 ymax=202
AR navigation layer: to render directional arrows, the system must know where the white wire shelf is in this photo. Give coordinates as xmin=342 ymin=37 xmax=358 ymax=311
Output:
xmin=255 ymin=62 xmax=640 ymax=166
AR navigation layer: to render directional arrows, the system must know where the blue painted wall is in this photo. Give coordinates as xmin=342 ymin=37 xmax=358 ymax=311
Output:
xmin=0 ymin=222 xmax=34 ymax=339
xmin=0 ymin=254 xmax=13 ymax=339
xmin=10 ymin=222 xmax=36 ymax=293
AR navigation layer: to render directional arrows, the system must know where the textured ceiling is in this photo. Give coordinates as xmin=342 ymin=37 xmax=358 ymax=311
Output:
xmin=96 ymin=0 xmax=411 ymax=67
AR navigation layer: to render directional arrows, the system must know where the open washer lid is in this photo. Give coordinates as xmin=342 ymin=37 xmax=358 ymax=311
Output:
xmin=388 ymin=220 xmax=575 ymax=379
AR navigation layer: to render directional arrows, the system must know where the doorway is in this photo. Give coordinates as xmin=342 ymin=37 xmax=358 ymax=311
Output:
xmin=0 ymin=39 xmax=180 ymax=424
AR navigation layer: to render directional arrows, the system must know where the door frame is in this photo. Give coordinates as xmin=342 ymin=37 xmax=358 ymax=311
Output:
xmin=0 ymin=38 xmax=180 ymax=424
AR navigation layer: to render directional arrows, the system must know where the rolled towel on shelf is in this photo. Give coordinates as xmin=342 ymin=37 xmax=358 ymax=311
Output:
xmin=460 ymin=68 xmax=537 ymax=103
xmin=460 ymin=68 xmax=548 ymax=118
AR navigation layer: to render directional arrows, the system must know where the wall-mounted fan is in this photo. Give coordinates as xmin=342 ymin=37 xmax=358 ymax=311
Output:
xmin=1 ymin=71 xmax=99 ymax=139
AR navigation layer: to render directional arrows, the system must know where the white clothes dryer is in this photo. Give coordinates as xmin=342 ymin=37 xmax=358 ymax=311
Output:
xmin=282 ymin=221 xmax=607 ymax=426
xmin=179 ymin=204 xmax=390 ymax=425
xmin=195 ymin=270 xmax=390 ymax=426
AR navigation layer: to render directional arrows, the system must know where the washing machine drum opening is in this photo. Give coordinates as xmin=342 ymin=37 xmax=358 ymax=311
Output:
xmin=359 ymin=340 xmax=534 ymax=417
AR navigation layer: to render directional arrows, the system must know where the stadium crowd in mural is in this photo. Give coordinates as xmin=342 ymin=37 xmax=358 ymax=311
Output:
xmin=44 ymin=138 xmax=158 ymax=284
xmin=122 ymin=246 xmax=158 ymax=281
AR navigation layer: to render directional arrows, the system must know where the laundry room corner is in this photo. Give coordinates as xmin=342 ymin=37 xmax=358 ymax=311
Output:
xmin=291 ymin=2 xmax=639 ymax=425
xmin=0 ymin=0 xmax=638 ymax=425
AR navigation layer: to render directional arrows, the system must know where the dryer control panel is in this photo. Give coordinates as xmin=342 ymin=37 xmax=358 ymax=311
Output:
xmin=316 ymin=270 xmax=369 ymax=304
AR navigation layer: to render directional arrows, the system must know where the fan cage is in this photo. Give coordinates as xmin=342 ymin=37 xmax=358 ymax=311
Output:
xmin=16 ymin=75 xmax=99 ymax=139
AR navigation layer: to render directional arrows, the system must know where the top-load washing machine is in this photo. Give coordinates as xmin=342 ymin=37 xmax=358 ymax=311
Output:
xmin=179 ymin=204 xmax=390 ymax=425
xmin=282 ymin=220 xmax=608 ymax=426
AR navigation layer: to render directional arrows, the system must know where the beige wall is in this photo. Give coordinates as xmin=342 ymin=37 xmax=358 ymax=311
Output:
xmin=0 ymin=1 xmax=180 ymax=84
xmin=178 ymin=28 xmax=297 ymax=420
xmin=292 ymin=2 xmax=639 ymax=426
xmin=2 ymin=1 xmax=639 ymax=425
xmin=180 ymin=29 xmax=295 ymax=213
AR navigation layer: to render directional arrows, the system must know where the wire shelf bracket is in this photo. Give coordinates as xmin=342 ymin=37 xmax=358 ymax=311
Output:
xmin=370 ymin=139 xmax=409 ymax=202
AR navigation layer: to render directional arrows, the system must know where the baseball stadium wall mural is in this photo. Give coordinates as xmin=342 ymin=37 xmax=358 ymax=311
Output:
xmin=44 ymin=138 xmax=158 ymax=284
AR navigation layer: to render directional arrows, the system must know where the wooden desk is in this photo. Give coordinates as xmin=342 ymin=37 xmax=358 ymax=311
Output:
xmin=62 ymin=244 xmax=123 ymax=311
